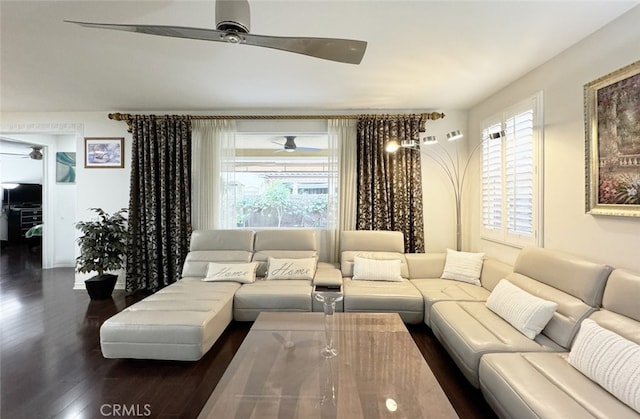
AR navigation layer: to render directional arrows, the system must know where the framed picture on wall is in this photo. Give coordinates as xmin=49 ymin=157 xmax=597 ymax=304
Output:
xmin=585 ymin=60 xmax=640 ymax=217
xmin=84 ymin=137 xmax=124 ymax=168
xmin=56 ymin=152 xmax=76 ymax=183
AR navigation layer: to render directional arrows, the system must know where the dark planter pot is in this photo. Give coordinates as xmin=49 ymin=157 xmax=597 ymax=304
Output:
xmin=85 ymin=274 xmax=118 ymax=300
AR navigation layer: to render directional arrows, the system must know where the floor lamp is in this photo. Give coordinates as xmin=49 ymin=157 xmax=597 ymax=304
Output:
xmin=386 ymin=131 xmax=504 ymax=251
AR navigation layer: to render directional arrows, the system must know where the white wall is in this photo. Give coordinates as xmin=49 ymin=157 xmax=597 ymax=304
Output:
xmin=467 ymin=6 xmax=640 ymax=272
xmin=420 ymin=110 xmax=468 ymax=252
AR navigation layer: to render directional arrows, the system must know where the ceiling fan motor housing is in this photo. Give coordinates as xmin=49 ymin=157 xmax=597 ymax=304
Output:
xmin=284 ymin=136 xmax=297 ymax=150
xmin=216 ymin=0 xmax=251 ymax=33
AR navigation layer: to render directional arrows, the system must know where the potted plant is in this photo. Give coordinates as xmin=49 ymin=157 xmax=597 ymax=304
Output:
xmin=76 ymin=208 xmax=128 ymax=299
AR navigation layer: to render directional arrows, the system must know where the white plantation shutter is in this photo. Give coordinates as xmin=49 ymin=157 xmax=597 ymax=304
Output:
xmin=481 ymin=93 xmax=542 ymax=247
xmin=482 ymin=121 xmax=503 ymax=233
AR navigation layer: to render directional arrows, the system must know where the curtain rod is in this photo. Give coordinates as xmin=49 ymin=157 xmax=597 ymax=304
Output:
xmin=108 ymin=112 xmax=446 ymax=122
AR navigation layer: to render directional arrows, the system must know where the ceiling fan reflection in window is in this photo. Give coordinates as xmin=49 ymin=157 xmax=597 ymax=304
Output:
xmin=65 ymin=0 xmax=367 ymax=65
xmin=272 ymin=136 xmax=321 ymax=153
xmin=0 ymin=146 xmax=43 ymax=160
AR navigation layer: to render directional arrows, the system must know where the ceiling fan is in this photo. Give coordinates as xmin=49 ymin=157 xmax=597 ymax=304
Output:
xmin=0 ymin=146 xmax=43 ymax=160
xmin=272 ymin=136 xmax=321 ymax=153
xmin=65 ymin=0 xmax=367 ymax=65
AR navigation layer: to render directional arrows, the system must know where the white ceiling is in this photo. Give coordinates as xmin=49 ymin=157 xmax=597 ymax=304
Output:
xmin=1 ymin=0 xmax=638 ymax=113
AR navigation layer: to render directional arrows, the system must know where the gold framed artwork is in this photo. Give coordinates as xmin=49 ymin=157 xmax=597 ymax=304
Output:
xmin=84 ymin=137 xmax=124 ymax=168
xmin=585 ymin=60 xmax=640 ymax=217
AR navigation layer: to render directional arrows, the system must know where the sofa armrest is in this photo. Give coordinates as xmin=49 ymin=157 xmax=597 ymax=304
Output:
xmin=313 ymin=267 xmax=343 ymax=287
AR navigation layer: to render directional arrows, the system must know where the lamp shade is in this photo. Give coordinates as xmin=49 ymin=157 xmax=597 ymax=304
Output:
xmin=488 ymin=130 xmax=505 ymax=140
xmin=422 ymin=136 xmax=437 ymax=145
xmin=385 ymin=140 xmax=400 ymax=153
xmin=446 ymin=130 xmax=463 ymax=141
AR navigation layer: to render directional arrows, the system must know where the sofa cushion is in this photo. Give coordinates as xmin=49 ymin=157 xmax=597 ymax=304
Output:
xmin=340 ymin=230 xmax=405 ymax=253
xmin=569 ymin=319 xmax=640 ymax=413
xmin=601 ymin=269 xmax=640 ymax=323
xmin=265 ymin=257 xmax=317 ymax=280
xmin=441 ymin=248 xmax=484 ymax=286
xmin=405 ymin=253 xmax=446 ymax=279
xmin=189 ymin=229 xmax=255 ymax=252
xmin=233 ymin=280 xmax=313 ymax=321
xmin=203 ymin=262 xmax=258 ymax=284
xmin=352 ymin=256 xmax=403 ymax=281
xmin=430 ymin=300 xmax=564 ymax=387
xmin=412 ymin=278 xmax=491 ymax=327
xmin=100 ymin=280 xmax=240 ymax=361
xmin=513 ymin=247 xmax=611 ymax=308
xmin=479 ymin=352 xmax=640 ymax=419
xmin=342 ymin=277 xmax=424 ymax=324
xmin=486 ymin=279 xmax=557 ymax=339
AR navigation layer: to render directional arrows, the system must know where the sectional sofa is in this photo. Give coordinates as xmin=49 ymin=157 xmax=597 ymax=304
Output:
xmin=100 ymin=229 xmax=640 ymax=418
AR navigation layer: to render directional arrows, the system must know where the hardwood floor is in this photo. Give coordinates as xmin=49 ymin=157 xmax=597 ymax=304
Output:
xmin=1 ymin=244 xmax=496 ymax=419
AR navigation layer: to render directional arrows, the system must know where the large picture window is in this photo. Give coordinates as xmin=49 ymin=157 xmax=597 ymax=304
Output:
xmin=222 ymin=133 xmax=332 ymax=228
xmin=481 ymin=93 xmax=543 ymax=247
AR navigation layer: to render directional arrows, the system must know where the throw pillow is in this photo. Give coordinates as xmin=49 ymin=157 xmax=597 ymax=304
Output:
xmin=441 ymin=248 xmax=484 ymax=286
xmin=486 ymin=279 xmax=557 ymax=339
xmin=202 ymin=262 xmax=258 ymax=284
xmin=352 ymin=256 xmax=403 ymax=281
xmin=265 ymin=257 xmax=317 ymax=280
xmin=569 ymin=319 xmax=640 ymax=414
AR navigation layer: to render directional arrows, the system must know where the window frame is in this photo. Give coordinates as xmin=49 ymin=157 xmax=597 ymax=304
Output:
xmin=480 ymin=92 xmax=544 ymax=248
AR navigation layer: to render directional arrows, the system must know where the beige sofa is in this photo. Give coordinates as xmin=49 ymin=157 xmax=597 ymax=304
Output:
xmin=100 ymin=229 xmax=640 ymax=419
xmin=429 ymin=247 xmax=612 ymax=388
xmin=100 ymin=229 xmax=255 ymax=361
xmin=479 ymin=268 xmax=640 ymax=418
xmin=101 ymin=229 xmax=341 ymax=360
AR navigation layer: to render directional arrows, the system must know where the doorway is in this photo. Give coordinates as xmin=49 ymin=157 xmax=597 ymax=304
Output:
xmin=0 ymin=123 xmax=81 ymax=270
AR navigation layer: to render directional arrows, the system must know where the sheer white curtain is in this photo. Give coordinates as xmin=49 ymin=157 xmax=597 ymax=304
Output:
xmin=327 ymin=119 xmax=357 ymax=263
xmin=191 ymin=119 xmax=237 ymax=230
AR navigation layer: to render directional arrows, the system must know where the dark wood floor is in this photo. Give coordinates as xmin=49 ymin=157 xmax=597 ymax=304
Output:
xmin=1 ymin=243 xmax=496 ymax=419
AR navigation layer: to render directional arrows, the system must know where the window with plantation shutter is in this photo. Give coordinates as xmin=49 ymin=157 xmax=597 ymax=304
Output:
xmin=481 ymin=93 xmax=543 ymax=247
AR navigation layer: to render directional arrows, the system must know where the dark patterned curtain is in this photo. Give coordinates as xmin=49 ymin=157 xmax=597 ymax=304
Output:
xmin=126 ymin=115 xmax=192 ymax=294
xmin=356 ymin=116 xmax=425 ymax=252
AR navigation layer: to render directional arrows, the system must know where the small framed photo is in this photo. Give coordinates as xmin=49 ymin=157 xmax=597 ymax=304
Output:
xmin=585 ymin=60 xmax=640 ymax=217
xmin=84 ymin=137 xmax=124 ymax=168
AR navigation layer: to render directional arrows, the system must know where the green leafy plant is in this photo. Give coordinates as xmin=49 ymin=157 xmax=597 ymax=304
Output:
xmin=75 ymin=208 xmax=128 ymax=276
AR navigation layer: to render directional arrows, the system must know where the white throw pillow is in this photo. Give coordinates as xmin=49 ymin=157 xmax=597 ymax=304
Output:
xmin=203 ymin=262 xmax=258 ymax=284
xmin=441 ymin=248 xmax=484 ymax=286
xmin=352 ymin=256 xmax=403 ymax=282
xmin=569 ymin=319 xmax=640 ymax=414
xmin=486 ymin=279 xmax=557 ymax=339
xmin=266 ymin=257 xmax=317 ymax=280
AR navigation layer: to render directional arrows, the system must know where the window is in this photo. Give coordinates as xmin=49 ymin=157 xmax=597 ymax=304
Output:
xmin=222 ymin=133 xmax=332 ymax=228
xmin=481 ymin=93 xmax=543 ymax=247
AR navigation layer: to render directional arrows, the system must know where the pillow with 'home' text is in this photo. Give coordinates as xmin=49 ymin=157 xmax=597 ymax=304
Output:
xmin=202 ymin=262 xmax=258 ymax=284
xmin=265 ymin=257 xmax=317 ymax=280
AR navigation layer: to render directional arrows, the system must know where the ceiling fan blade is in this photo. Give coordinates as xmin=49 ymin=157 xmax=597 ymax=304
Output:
xmin=65 ymin=21 xmax=367 ymax=64
xmin=295 ymin=147 xmax=322 ymax=152
xmin=242 ymin=33 xmax=367 ymax=65
xmin=65 ymin=21 xmax=230 ymax=42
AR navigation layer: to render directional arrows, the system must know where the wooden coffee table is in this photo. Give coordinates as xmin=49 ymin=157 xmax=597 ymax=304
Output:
xmin=198 ymin=312 xmax=458 ymax=418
